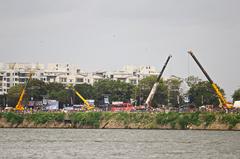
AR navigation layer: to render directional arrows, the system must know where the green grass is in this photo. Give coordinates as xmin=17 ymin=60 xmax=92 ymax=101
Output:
xmin=220 ymin=113 xmax=240 ymax=129
xmin=69 ymin=112 xmax=101 ymax=128
xmin=0 ymin=111 xmax=239 ymax=130
xmin=2 ymin=112 xmax=24 ymax=124
xmin=200 ymin=113 xmax=216 ymax=127
xmin=26 ymin=112 xmax=65 ymax=124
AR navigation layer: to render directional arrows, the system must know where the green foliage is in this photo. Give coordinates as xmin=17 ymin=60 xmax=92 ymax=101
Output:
xmin=221 ymin=113 xmax=240 ymax=129
xmin=26 ymin=79 xmax=47 ymax=100
xmin=166 ymin=77 xmax=183 ymax=107
xmin=189 ymin=112 xmax=201 ymax=126
xmin=93 ymin=79 xmax=134 ymax=104
xmin=188 ymin=81 xmax=224 ymax=107
xmin=200 ymin=113 xmax=216 ymax=127
xmin=135 ymin=76 xmax=168 ymax=107
xmin=115 ymin=112 xmax=130 ymax=125
xmin=178 ymin=114 xmax=190 ymax=129
xmin=74 ymin=84 xmax=95 ymax=104
xmin=156 ymin=112 xmax=202 ymax=129
xmin=69 ymin=112 xmax=101 ymax=128
xmin=232 ymin=88 xmax=240 ymax=101
xmin=26 ymin=112 xmax=65 ymax=124
xmin=156 ymin=112 xmax=179 ymax=128
xmin=101 ymin=112 xmax=116 ymax=121
xmin=7 ymin=84 xmax=24 ymax=106
xmin=2 ymin=112 xmax=24 ymax=124
xmin=185 ymin=76 xmax=202 ymax=88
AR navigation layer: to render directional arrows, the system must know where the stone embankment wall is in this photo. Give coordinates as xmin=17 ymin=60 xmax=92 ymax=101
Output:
xmin=0 ymin=112 xmax=240 ymax=130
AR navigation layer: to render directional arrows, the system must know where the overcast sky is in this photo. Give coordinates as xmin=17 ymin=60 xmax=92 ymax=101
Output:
xmin=0 ymin=0 xmax=239 ymax=99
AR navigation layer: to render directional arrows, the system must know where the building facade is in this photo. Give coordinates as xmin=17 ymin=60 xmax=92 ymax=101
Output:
xmin=0 ymin=63 xmax=160 ymax=95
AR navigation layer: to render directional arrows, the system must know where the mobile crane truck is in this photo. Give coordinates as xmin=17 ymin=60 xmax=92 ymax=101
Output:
xmin=145 ymin=55 xmax=172 ymax=108
xmin=188 ymin=50 xmax=233 ymax=110
xmin=15 ymin=71 xmax=33 ymax=111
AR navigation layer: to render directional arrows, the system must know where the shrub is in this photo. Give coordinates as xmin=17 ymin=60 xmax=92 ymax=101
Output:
xmin=201 ymin=113 xmax=216 ymax=127
xmin=115 ymin=112 xmax=129 ymax=125
xmin=27 ymin=112 xmax=65 ymax=124
xmin=156 ymin=112 xmax=179 ymax=128
xmin=178 ymin=114 xmax=190 ymax=129
xmin=69 ymin=112 xmax=101 ymax=128
xmin=2 ymin=112 xmax=24 ymax=124
xmin=189 ymin=112 xmax=201 ymax=126
xmin=221 ymin=113 xmax=240 ymax=129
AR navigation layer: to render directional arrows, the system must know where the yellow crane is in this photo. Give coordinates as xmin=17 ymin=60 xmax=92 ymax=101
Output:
xmin=15 ymin=71 xmax=33 ymax=111
xmin=67 ymin=85 xmax=94 ymax=111
xmin=188 ymin=50 xmax=233 ymax=110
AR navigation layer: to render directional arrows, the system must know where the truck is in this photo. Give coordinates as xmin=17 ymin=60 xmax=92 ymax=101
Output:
xmin=188 ymin=50 xmax=232 ymax=110
xmin=15 ymin=71 xmax=33 ymax=111
xmin=145 ymin=55 xmax=172 ymax=108
xmin=68 ymin=85 xmax=94 ymax=111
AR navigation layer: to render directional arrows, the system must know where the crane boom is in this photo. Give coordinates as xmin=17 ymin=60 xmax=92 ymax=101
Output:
xmin=68 ymin=86 xmax=94 ymax=110
xmin=188 ymin=50 xmax=232 ymax=109
xmin=145 ymin=55 xmax=172 ymax=108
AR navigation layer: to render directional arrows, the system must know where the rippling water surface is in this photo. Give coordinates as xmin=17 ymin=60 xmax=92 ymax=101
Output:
xmin=0 ymin=129 xmax=239 ymax=159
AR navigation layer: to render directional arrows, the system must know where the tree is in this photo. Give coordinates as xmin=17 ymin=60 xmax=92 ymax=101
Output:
xmin=134 ymin=76 xmax=168 ymax=107
xmin=93 ymin=79 xmax=134 ymax=105
xmin=232 ymin=88 xmax=240 ymax=101
xmin=26 ymin=79 xmax=47 ymax=101
xmin=166 ymin=76 xmax=183 ymax=107
xmin=7 ymin=84 xmax=24 ymax=107
xmin=185 ymin=76 xmax=202 ymax=87
xmin=74 ymin=84 xmax=95 ymax=104
xmin=46 ymin=82 xmax=69 ymax=105
xmin=188 ymin=81 xmax=225 ymax=107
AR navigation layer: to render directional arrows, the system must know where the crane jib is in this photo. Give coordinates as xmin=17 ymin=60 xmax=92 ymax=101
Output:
xmin=188 ymin=51 xmax=213 ymax=84
xmin=156 ymin=55 xmax=172 ymax=82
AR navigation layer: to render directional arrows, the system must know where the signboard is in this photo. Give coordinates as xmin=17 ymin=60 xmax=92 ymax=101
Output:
xmin=45 ymin=100 xmax=59 ymax=110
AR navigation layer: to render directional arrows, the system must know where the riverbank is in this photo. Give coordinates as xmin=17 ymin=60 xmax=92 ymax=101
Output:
xmin=0 ymin=112 xmax=240 ymax=130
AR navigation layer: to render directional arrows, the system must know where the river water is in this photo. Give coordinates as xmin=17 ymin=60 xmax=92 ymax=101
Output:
xmin=0 ymin=129 xmax=239 ymax=159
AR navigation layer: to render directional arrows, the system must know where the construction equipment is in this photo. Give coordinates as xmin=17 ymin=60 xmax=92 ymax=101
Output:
xmin=145 ymin=55 xmax=172 ymax=108
xmin=188 ymin=50 xmax=232 ymax=109
xmin=15 ymin=71 xmax=33 ymax=111
xmin=68 ymin=85 xmax=94 ymax=111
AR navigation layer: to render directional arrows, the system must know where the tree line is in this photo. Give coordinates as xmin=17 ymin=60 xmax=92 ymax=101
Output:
xmin=1 ymin=75 xmax=240 ymax=108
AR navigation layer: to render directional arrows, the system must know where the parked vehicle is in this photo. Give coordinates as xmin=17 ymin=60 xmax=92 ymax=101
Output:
xmin=111 ymin=102 xmax=135 ymax=112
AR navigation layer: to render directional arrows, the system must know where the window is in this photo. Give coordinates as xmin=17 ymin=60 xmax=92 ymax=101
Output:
xmin=76 ymin=78 xmax=84 ymax=82
xmin=7 ymin=83 xmax=10 ymax=87
xmin=131 ymin=80 xmax=137 ymax=85
xmin=6 ymin=73 xmax=10 ymax=76
xmin=6 ymin=78 xmax=10 ymax=82
xmin=60 ymin=78 xmax=67 ymax=82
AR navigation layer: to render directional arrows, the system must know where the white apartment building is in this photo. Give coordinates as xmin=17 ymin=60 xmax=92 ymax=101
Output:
xmin=0 ymin=63 xmax=160 ymax=95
